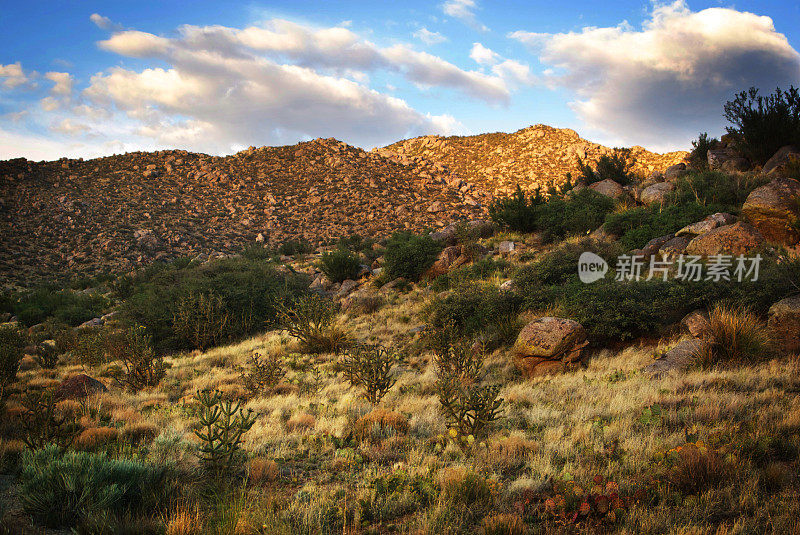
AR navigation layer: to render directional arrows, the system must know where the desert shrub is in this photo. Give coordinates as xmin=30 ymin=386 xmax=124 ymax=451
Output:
xmin=481 ymin=513 xmax=525 ymax=535
xmin=107 ymin=326 xmax=166 ymax=391
xmin=426 ymin=283 xmax=523 ymax=347
xmin=383 ymin=231 xmax=442 ymax=282
xmin=12 ymin=286 xmax=106 ymax=327
xmin=239 ymin=244 xmax=273 ymax=261
xmin=688 ymin=132 xmax=720 ymax=170
xmin=172 ymin=290 xmax=230 ymax=350
xmin=71 ymin=328 xmax=109 ymax=367
xmin=340 ymin=344 xmax=397 ymax=404
xmin=121 ymin=257 xmax=308 ymax=353
xmin=19 ymin=388 xmax=80 ymax=450
xmin=194 ymin=389 xmax=256 ymax=482
xmin=19 ymin=445 xmax=172 ymax=529
xmin=697 ymin=304 xmax=772 ymax=366
xmin=0 ymin=326 xmax=25 ymax=406
xmin=33 ymin=341 xmax=59 ymax=369
xmin=577 ymin=148 xmax=636 ymax=185
xmin=277 ymin=293 xmax=351 ymax=353
xmin=438 ymin=469 xmax=496 ymax=520
xmin=490 ymin=187 xmax=614 ymax=241
xmin=278 ymin=238 xmax=313 ymax=256
xmin=361 ymin=470 xmax=436 ymax=524
xmin=724 ymin=85 xmax=800 ymax=165
xmin=319 ymin=248 xmax=361 ymax=283
xmin=517 ymin=237 xmax=623 ymax=291
xmin=354 ymin=409 xmax=409 ymax=442
xmin=243 ymin=351 xmax=285 ymax=395
xmin=664 ymin=443 xmax=732 ymax=495
xmin=604 ymin=202 xmax=713 ymax=250
xmin=667 ymin=170 xmax=769 ymax=212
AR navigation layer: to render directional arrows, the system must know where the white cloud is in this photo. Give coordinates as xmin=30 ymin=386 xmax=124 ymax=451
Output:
xmin=51 ymin=118 xmax=91 ymax=135
xmin=0 ymin=62 xmax=30 ymax=89
xmin=45 ymin=72 xmax=74 ymax=95
xmin=510 ymin=0 xmax=800 ymax=150
xmin=470 ymin=42 xmax=499 ymax=65
xmin=414 ymin=28 xmax=447 ymax=45
xmin=491 ymin=59 xmax=538 ymax=87
xmin=98 ymin=31 xmax=171 ymax=58
xmin=40 ymin=97 xmax=61 ymax=111
xmin=90 ymin=13 xmax=122 ymax=31
xmin=442 ymin=0 xmax=488 ymax=32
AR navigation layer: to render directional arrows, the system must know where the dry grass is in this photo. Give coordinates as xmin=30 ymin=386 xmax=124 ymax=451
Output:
xmin=699 ymin=304 xmax=773 ymax=366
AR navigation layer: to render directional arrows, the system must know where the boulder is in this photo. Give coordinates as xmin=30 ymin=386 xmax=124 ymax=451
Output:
xmin=707 ymin=148 xmax=740 ymax=171
xmin=768 ymin=296 xmax=800 ymax=354
xmin=513 ymin=317 xmax=588 ymax=378
xmin=664 ymin=163 xmax=688 ymax=181
xmin=498 ymin=241 xmax=515 ymax=254
xmin=55 ymin=374 xmax=107 ymax=400
xmin=644 ymin=339 xmax=704 ymax=377
xmin=335 ymin=279 xmax=359 ymax=298
xmin=685 ymin=221 xmax=764 ymax=256
xmin=741 ymin=178 xmax=800 ymax=245
xmin=588 ymin=179 xmax=625 ymax=199
xmin=676 ymin=213 xmax=736 ymax=237
xmin=658 ymin=235 xmax=690 ymax=257
xmin=424 ymin=245 xmax=462 ymax=278
xmin=639 ymin=182 xmax=675 ymax=205
xmin=681 ymin=310 xmax=710 ymax=338
xmin=721 ymin=157 xmax=750 ymax=173
xmin=762 ymin=145 xmax=800 ymax=177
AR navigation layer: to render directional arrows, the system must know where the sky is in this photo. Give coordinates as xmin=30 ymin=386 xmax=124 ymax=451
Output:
xmin=0 ymin=0 xmax=798 ymax=160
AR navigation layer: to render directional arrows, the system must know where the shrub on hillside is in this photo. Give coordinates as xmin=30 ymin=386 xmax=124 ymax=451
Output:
xmin=12 ymin=286 xmax=106 ymax=328
xmin=688 ymin=132 xmax=720 ymax=170
xmin=320 ymin=248 xmax=362 ymax=283
xmin=383 ymin=232 xmax=442 ymax=282
xmin=489 ymin=187 xmax=614 ymax=241
xmin=340 ymin=344 xmax=397 ymax=404
xmin=0 ymin=326 xmax=26 ymax=407
xmin=667 ymin=170 xmax=768 ymax=212
xmin=577 ymin=148 xmax=636 ymax=186
xmin=107 ymin=326 xmax=166 ymax=391
xmin=604 ymin=202 xmax=713 ymax=250
xmin=19 ymin=446 xmax=172 ymax=529
xmin=277 ymin=293 xmax=351 ymax=353
xmin=121 ymin=257 xmax=308 ymax=353
xmin=724 ymin=86 xmax=800 ymax=165
xmin=278 ymin=239 xmax=313 ymax=256
xmin=696 ymin=304 xmax=773 ymax=367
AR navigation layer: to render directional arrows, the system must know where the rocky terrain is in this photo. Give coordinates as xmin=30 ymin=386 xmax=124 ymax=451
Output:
xmin=0 ymin=126 xmax=685 ymax=287
xmin=379 ymin=124 xmax=687 ymax=197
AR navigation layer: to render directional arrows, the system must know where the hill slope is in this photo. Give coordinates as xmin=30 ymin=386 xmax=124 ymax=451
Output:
xmin=379 ymin=124 xmax=688 ymax=197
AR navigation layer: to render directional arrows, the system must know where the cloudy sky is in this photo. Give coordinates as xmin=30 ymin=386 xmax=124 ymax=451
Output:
xmin=0 ymin=0 xmax=798 ymax=160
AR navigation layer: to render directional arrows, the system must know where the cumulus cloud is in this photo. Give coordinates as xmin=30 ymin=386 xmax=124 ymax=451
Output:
xmin=90 ymin=13 xmax=122 ymax=31
xmin=0 ymin=62 xmax=31 ymax=89
xmin=442 ymin=0 xmax=488 ymax=32
xmin=45 ymin=72 xmax=73 ymax=95
xmin=470 ymin=43 xmax=499 ymax=65
xmin=510 ymin=0 xmax=800 ymax=149
xmin=414 ymin=28 xmax=447 ymax=45
xmin=98 ymin=31 xmax=171 ymax=58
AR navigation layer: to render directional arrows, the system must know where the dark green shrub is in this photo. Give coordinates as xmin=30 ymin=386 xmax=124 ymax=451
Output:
xmin=383 ymin=232 xmax=442 ymax=282
xmin=667 ymin=171 xmax=769 ymax=212
xmin=107 ymin=326 xmax=166 ymax=391
xmin=120 ymin=257 xmax=308 ymax=353
xmin=320 ymin=248 xmax=362 ymax=283
xmin=724 ymin=86 xmax=800 ymax=165
xmin=426 ymin=283 xmax=523 ymax=348
xmin=688 ymin=132 xmax=720 ymax=170
xmin=13 ymin=286 xmax=106 ymax=327
xmin=0 ymin=326 xmax=26 ymax=406
xmin=278 ymin=239 xmax=313 ymax=256
xmin=604 ymin=202 xmax=713 ymax=250
xmin=488 ymin=185 xmax=544 ymax=233
xmin=71 ymin=328 xmax=109 ymax=367
xmin=19 ymin=446 xmax=172 ymax=529
xmin=240 ymin=244 xmax=273 ymax=261
xmin=20 ymin=388 xmax=80 ymax=450
xmin=578 ymin=148 xmax=636 ymax=185
xmin=516 ymin=237 xmax=623 ymax=291
xmin=276 ymin=293 xmax=351 ymax=353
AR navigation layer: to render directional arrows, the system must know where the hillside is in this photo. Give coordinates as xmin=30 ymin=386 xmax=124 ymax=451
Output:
xmin=379 ymin=124 xmax=688 ymax=197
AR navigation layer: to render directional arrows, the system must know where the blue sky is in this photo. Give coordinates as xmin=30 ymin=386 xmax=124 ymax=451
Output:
xmin=0 ymin=0 xmax=798 ymax=160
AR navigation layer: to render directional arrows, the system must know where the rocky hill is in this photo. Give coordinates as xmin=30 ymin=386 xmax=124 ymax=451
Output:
xmin=0 ymin=126 xmax=687 ymax=286
xmin=378 ymin=124 xmax=688 ymax=197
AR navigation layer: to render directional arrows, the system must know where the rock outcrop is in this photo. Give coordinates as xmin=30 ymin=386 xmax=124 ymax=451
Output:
xmin=741 ymin=178 xmax=800 ymax=245
xmin=512 ymin=317 xmax=588 ymax=378
xmin=685 ymin=222 xmax=764 ymax=256
xmin=768 ymin=296 xmax=800 ymax=354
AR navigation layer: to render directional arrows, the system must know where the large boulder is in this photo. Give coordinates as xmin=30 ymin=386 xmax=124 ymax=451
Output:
xmin=588 ymin=179 xmax=625 ymax=199
xmin=681 ymin=310 xmax=710 ymax=338
xmin=664 ymin=163 xmax=688 ymax=181
xmin=55 ymin=374 xmax=108 ymax=400
xmin=685 ymin=221 xmax=764 ymax=256
xmin=741 ymin=178 xmax=800 ymax=245
xmin=645 ymin=339 xmax=704 ymax=377
xmin=768 ymin=296 xmax=800 ymax=354
xmin=658 ymin=235 xmax=691 ymax=257
xmin=762 ymin=145 xmax=800 ymax=177
xmin=513 ymin=317 xmax=588 ymax=378
xmin=676 ymin=213 xmax=737 ymax=237
xmin=639 ymin=182 xmax=675 ymax=205
xmin=424 ymin=245 xmax=462 ymax=278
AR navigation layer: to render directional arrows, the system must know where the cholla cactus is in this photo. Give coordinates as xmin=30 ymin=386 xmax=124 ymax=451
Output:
xmin=340 ymin=344 xmax=396 ymax=404
xmin=20 ymin=388 xmax=79 ymax=450
xmin=193 ymin=389 xmax=257 ymax=481
xmin=243 ymin=351 xmax=286 ymax=395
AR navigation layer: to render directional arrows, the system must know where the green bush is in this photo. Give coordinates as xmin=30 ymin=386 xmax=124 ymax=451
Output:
xmin=277 ymin=293 xmax=351 ymax=353
xmin=490 ymin=187 xmax=614 ymax=241
xmin=240 ymin=244 xmax=273 ymax=261
xmin=604 ymin=202 xmax=713 ymax=250
xmin=320 ymin=248 xmax=362 ymax=283
xmin=12 ymin=286 xmax=106 ymax=327
xmin=427 ymin=283 xmax=523 ymax=348
xmin=577 ymin=148 xmax=636 ymax=186
xmin=0 ymin=326 xmax=26 ymax=406
xmin=19 ymin=446 xmax=173 ymax=529
xmin=688 ymin=132 xmax=720 ymax=171
xmin=383 ymin=232 xmax=442 ymax=282
xmin=724 ymin=86 xmax=800 ymax=165
xmin=120 ymin=257 xmax=308 ymax=353
xmin=516 ymin=237 xmax=623 ymax=292
xmin=667 ymin=170 xmax=769 ymax=212
xmin=278 ymin=239 xmax=313 ymax=256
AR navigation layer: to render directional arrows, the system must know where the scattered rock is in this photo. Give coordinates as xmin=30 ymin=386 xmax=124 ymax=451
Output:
xmin=639 ymin=182 xmax=675 ymax=205
xmin=768 ymin=296 xmax=800 ymax=354
xmin=513 ymin=317 xmax=589 ymax=378
xmin=335 ymin=279 xmax=359 ymax=298
xmin=588 ymin=179 xmax=625 ymax=199
xmin=685 ymin=221 xmax=764 ymax=256
xmin=676 ymin=213 xmax=737 ymax=237
xmin=664 ymin=163 xmax=688 ymax=181
xmin=762 ymin=145 xmax=800 ymax=176
xmin=645 ymin=339 xmax=704 ymax=377
xmin=498 ymin=241 xmax=515 ymax=254
xmin=681 ymin=310 xmax=710 ymax=338
xmin=741 ymin=178 xmax=800 ymax=244
xmin=55 ymin=374 xmax=108 ymax=400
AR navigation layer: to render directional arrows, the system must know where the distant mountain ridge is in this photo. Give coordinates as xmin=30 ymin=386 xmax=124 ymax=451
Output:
xmin=0 ymin=126 xmax=687 ymax=286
